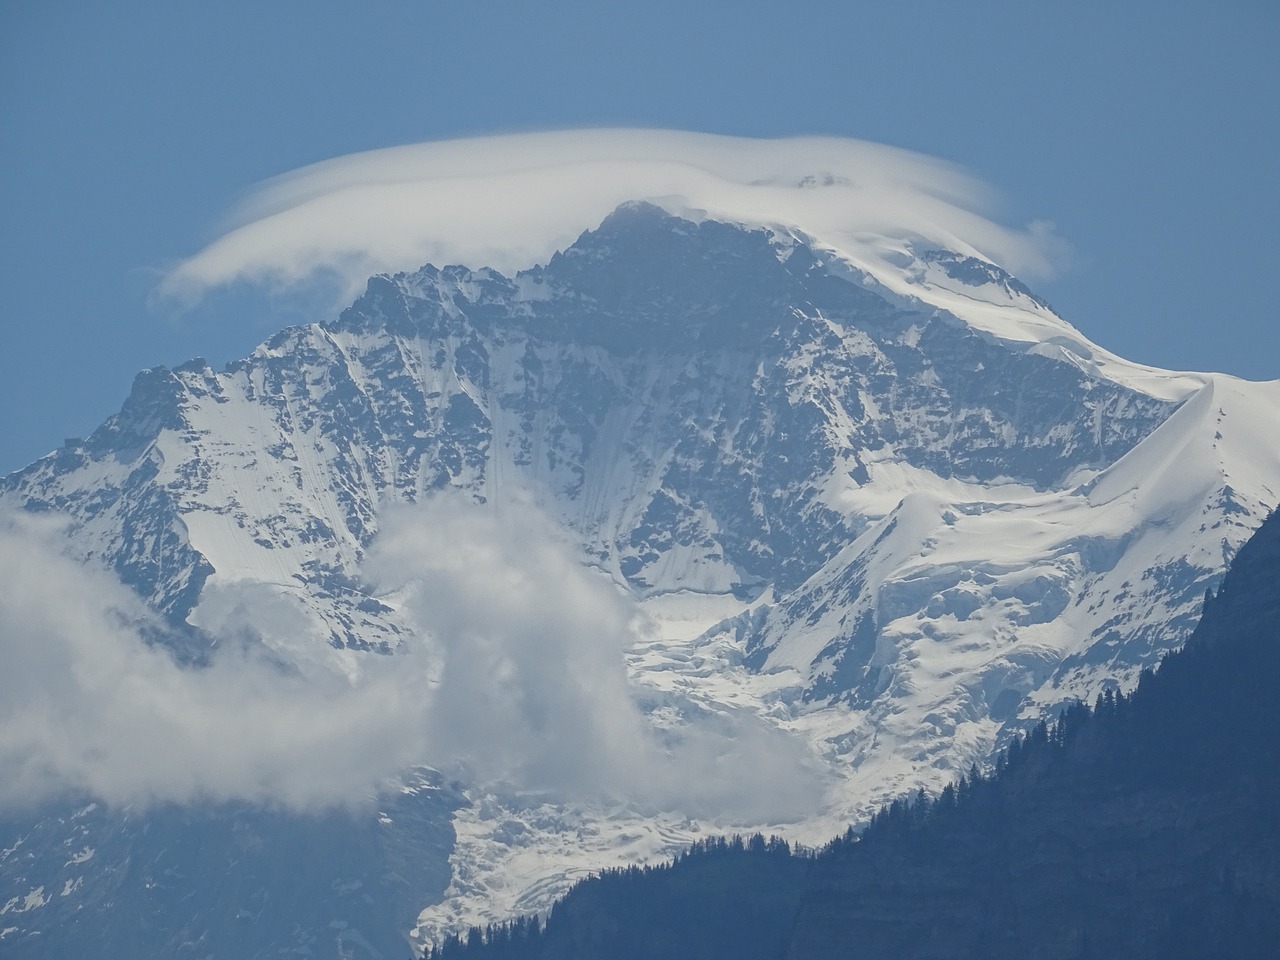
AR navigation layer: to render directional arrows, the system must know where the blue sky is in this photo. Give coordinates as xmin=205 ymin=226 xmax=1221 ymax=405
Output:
xmin=2 ymin=0 xmax=1277 ymax=475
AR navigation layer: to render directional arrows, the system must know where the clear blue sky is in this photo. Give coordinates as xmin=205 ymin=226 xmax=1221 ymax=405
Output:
xmin=2 ymin=0 xmax=1277 ymax=475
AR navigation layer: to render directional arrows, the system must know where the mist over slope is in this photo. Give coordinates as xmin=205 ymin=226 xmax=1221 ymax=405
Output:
xmin=426 ymin=508 xmax=1280 ymax=960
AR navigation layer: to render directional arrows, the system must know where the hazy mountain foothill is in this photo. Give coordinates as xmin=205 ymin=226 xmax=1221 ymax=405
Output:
xmin=1 ymin=203 xmax=1277 ymax=957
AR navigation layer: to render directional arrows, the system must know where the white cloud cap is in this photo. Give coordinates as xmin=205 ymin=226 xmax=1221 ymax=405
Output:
xmin=162 ymin=129 xmax=1065 ymax=306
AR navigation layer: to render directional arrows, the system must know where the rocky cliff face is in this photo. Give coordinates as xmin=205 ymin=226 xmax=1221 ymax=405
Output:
xmin=2 ymin=202 xmax=1278 ymax=953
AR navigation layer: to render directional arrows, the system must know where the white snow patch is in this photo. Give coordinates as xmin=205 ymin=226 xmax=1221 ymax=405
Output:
xmin=64 ymin=846 xmax=94 ymax=866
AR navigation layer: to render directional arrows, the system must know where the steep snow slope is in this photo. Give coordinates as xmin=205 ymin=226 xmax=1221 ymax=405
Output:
xmin=415 ymin=376 xmax=1280 ymax=944
xmin=2 ymin=204 xmax=1278 ymax=951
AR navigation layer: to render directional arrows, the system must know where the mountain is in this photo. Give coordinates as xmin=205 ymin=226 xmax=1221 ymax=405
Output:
xmin=1 ymin=202 xmax=1278 ymax=954
xmin=426 ymin=506 xmax=1280 ymax=960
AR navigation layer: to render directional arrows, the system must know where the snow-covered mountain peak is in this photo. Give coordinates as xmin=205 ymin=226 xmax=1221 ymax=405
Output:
xmin=4 ymin=201 xmax=1279 ymax=955
xmin=326 ymin=202 xmax=1104 ymax=372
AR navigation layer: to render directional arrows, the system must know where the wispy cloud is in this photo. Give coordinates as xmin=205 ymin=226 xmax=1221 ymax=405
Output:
xmin=365 ymin=493 xmax=827 ymax=821
xmin=161 ymin=129 xmax=1067 ymax=309
xmin=0 ymin=498 xmax=824 ymax=821
xmin=363 ymin=494 xmax=648 ymax=799
xmin=0 ymin=512 xmax=433 ymax=813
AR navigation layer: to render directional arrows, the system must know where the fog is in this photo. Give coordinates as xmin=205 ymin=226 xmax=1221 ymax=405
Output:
xmin=0 ymin=497 xmax=824 ymax=821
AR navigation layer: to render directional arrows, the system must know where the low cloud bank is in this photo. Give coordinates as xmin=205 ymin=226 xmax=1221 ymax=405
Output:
xmin=161 ymin=129 xmax=1066 ymax=309
xmin=0 ymin=498 xmax=824 ymax=821
xmin=0 ymin=512 xmax=432 ymax=813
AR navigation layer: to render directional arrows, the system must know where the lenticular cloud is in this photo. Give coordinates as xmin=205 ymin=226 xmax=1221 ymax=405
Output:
xmin=161 ymin=129 xmax=1065 ymax=307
